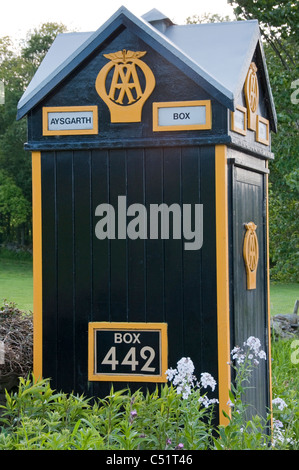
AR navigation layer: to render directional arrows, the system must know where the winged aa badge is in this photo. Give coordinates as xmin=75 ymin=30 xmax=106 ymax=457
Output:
xmin=95 ymin=49 xmax=156 ymax=123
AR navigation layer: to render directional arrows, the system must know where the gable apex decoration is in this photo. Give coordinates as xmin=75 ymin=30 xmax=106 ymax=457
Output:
xmin=16 ymin=6 xmax=277 ymax=132
xmin=95 ymin=49 xmax=156 ymax=123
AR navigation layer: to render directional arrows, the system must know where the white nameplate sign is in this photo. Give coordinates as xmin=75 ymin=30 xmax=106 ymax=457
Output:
xmin=258 ymin=121 xmax=268 ymax=141
xmin=256 ymin=115 xmax=269 ymax=146
xmin=231 ymin=105 xmax=247 ymax=136
xmin=234 ymin=109 xmax=245 ymax=131
xmin=153 ymin=100 xmax=211 ymax=131
xmin=43 ymin=106 xmax=98 ymax=136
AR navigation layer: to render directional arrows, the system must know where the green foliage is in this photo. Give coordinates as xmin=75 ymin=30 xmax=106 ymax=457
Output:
xmin=0 ymin=378 xmax=216 ymax=450
xmin=186 ymin=12 xmax=232 ymax=24
xmin=228 ymin=0 xmax=298 ymax=68
xmin=228 ymin=0 xmax=299 ymax=282
xmin=0 ymin=170 xmax=31 ymax=240
xmin=21 ymin=23 xmax=68 ymax=72
xmin=186 ymin=6 xmax=298 ymax=281
xmin=265 ymin=31 xmax=299 ymax=281
xmin=271 ymin=337 xmax=299 ymax=447
xmin=0 ymin=23 xmax=68 ymax=247
xmin=214 ymin=336 xmax=299 ymax=450
xmin=0 ymin=334 xmax=298 ymax=450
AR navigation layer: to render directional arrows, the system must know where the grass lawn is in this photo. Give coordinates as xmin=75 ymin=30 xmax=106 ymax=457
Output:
xmin=0 ymin=256 xmax=33 ymax=312
xmin=0 ymin=255 xmax=298 ymax=315
xmin=270 ymin=282 xmax=299 ymax=316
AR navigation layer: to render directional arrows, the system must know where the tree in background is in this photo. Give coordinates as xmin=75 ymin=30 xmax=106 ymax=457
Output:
xmin=186 ymin=12 xmax=232 ymax=23
xmin=228 ymin=0 xmax=298 ymax=281
xmin=0 ymin=12 xmax=298 ymax=281
xmin=0 ymin=23 xmax=67 ymax=247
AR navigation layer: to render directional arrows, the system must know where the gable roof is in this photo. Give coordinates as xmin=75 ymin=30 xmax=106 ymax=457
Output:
xmin=17 ymin=5 xmax=277 ymax=131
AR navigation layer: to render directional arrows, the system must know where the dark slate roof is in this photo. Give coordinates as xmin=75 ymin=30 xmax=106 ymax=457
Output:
xmin=17 ymin=6 xmax=277 ymax=131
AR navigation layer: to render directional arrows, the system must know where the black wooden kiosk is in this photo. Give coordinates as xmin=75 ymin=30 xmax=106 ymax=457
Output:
xmin=17 ymin=7 xmax=276 ymax=425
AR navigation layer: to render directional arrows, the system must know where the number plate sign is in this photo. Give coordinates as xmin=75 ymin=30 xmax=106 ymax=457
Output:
xmin=88 ymin=322 xmax=168 ymax=382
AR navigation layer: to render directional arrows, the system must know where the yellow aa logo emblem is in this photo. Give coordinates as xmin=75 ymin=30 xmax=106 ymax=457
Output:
xmin=243 ymin=221 xmax=259 ymax=290
xmin=95 ymin=49 xmax=156 ymax=123
xmin=244 ymin=62 xmax=259 ymax=131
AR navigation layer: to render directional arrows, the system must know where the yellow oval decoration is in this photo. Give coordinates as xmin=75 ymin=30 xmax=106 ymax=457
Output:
xmin=95 ymin=49 xmax=156 ymax=123
xmin=244 ymin=62 xmax=259 ymax=131
xmin=243 ymin=221 xmax=259 ymax=290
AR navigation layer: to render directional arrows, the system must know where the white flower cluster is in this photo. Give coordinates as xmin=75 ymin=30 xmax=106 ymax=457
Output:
xmin=272 ymin=397 xmax=288 ymax=411
xmin=165 ymin=357 xmax=195 ymax=399
xmin=198 ymin=395 xmax=219 ymax=408
xmin=200 ymin=372 xmax=217 ymax=392
xmin=165 ymin=357 xmax=218 ymax=406
xmin=231 ymin=336 xmax=267 ymax=365
xmin=272 ymin=418 xmax=294 ymax=447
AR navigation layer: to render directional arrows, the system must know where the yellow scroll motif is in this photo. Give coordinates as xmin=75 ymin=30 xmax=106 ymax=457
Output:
xmin=244 ymin=62 xmax=259 ymax=131
xmin=243 ymin=222 xmax=259 ymax=290
xmin=95 ymin=49 xmax=156 ymax=123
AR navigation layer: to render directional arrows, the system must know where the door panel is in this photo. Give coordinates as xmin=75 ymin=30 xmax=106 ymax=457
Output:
xmin=232 ymin=165 xmax=269 ymax=419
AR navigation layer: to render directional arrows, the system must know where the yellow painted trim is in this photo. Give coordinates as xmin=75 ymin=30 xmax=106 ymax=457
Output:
xmin=231 ymin=105 xmax=247 ymax=136
xmin=153 ymin=100 xmax=211 ymax=132
xmin=256 ymin=115 xmax=270 ymax=146
xmin=42 ymin=106 xmax=98 ymax=136
xmin=88 ymin=322 xmax=168 ymax=383
xmin=215 ymin=145 xmax=231 ymax=425
xmin=32 ymin=151 xmax=43 ymax=380
xmin=266 ymin=163 xmax=273 ymax=428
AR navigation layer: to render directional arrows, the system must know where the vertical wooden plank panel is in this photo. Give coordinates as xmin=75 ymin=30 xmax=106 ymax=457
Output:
xmin=56 ymin=150 xmax=74 ymax=391
xmin=232 ymin=165 xmax=268 ymax=419
xmin=41 ymin=152 xmax=57 ymax=384
xmin=109 ymin=149 xmax=127 ymax=322
xmin=127 ymin=148 xmax=146 ymax=322
xmin=91 ymin=150 xmax=113 ymax=398
xmin=181 ymin=147 xmax=203 ymax=369
xmin=92 ymin=149 xmax=110 ymax=321
xmin=163 ymin=147 xmax=184 ymax=368
xmin=73 ymin=150 xmax=92 ymax=392
xmin=200 ymin=147 xmax=218 ymax=382
xmin=145 ymin=148 xmax=165 ymax=323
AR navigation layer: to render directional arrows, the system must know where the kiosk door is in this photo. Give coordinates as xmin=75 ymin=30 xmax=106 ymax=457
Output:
xmin=231 ymin=165 xmax=270 ymax=420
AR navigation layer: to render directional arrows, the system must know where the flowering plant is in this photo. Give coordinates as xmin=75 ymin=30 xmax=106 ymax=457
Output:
xmin=228 ymin=336 xmax=267 ymax=410
xmin=165 ymin=357 xmax=218 ymax=408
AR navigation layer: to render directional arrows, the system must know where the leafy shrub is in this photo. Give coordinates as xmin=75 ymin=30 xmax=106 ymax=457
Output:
xmin=0 ymin=377 xmax=217 ymax=450
xmin=270 ymin=337 xmax=299 ymax=448
xmin=0 ymin=335 xmax=297 ymax=450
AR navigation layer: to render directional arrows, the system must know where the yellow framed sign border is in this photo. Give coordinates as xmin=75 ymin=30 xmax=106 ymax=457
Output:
xmin=88 ymin=322 xmax=168 ymax=383
xmin=42 ymin=105 xmax=99 ymax=136
xmin=231 ymin=105 xmax=247 ymax=136
xmin=256 ymin=115 xmax=270 ymax=146
xmin=153 ymin=100 xmax=212 ymax=132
